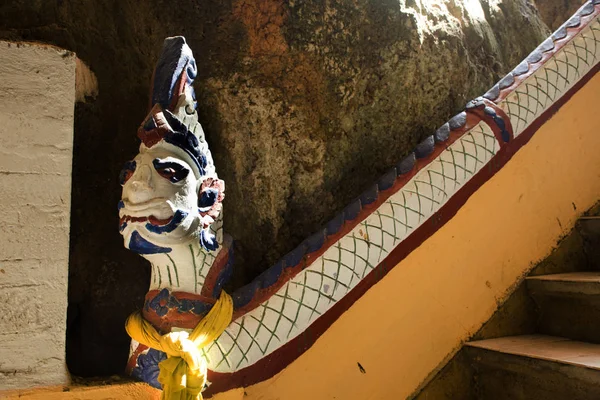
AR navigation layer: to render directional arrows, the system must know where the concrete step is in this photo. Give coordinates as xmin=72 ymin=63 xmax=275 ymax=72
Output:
xmin=526 ymin=272 xmax=600 ymax=343
xmin=465 ymin=335 xmax=600 ymax=400
xmin=527 ymin=272 xmax=600 ymax=297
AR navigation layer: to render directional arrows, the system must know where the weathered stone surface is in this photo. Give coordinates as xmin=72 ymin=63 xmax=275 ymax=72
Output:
xmin=0 ymin=41 xmax=74 ymax=390
xmin=535 ymin=0 xmax=586 ymax=30
xmin=0 ymin=0 xmax=551 ymax=376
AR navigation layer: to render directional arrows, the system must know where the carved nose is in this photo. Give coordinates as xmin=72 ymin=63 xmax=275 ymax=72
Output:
xmin=127 ymin=165 xmax=154 ymax=203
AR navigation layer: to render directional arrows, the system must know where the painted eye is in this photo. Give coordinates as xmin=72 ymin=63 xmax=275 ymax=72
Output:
xmin=158 ymin=167 xmax=177 ymax=178
xmin=153 ymin=159 xmax=189 ymax=183
xmin=119 ymin=160 xmax=136 ymax=185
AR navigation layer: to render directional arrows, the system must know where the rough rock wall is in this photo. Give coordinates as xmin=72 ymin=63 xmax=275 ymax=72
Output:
xmin=206 ymin=0 xmax=552 ymax=279
xmin=0 ymin=0 xmax=558 ymax=377
xmin=535 ymin=0 xmax=586 ymax=29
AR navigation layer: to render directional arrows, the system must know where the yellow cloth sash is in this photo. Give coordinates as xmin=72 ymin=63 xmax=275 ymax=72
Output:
xmin=125 ymin=291 xmax=233 ymax=400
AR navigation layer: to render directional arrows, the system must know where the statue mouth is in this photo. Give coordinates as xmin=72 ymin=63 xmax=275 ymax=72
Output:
xmin=119 ymin=214 xmax=174 ymax=227
xmin=119 ymin=198 xmax=175 ymax=231
xmin=119 ymin=199 xmax=176 ymax=233
xmin=119 ymin=209 xmax=188 ymax=235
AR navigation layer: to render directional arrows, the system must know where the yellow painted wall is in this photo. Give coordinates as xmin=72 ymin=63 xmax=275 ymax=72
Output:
xmin=4 ymin=73 xmax=599 ymax=400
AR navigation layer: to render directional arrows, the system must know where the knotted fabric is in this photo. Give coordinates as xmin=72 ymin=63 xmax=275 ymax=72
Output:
xmin=125 ymin=291 xmax=233 ymax=400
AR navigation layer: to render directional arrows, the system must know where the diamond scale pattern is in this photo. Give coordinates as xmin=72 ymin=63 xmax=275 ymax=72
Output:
xmin=203 ymin=121 xmax=499 ymax=373
xmin=500 ymin=16 xmax=600 ymax=137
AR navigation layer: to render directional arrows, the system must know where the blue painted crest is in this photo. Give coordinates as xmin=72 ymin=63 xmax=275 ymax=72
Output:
xmin=152 ymin=36 xmax=197 ymax=110
xmin=138 ymin=36 xmax=213 ymax=177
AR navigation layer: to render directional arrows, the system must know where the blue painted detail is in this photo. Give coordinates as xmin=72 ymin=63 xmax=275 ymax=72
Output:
xmin=498 ymin=73 xmax=515 ymax=90
xmin=483 ymin=106 xmax=496 ymax=116
xmin=283 ymin=245 xmax=307 ymax=268
xmin=462 ymin=100 xmax=509 ymax=142
xmin=513 ymin=61 xmax=530 ymax=76
xmin=152 ymin=159 xmax=190 ymax=183
xmin=119 ymin=160 xmax=136 ymax=185
xmin=434 ymin=123 xmax=451 ymax=143
xmin=212 ymin=245 xmax=234 ymax=298
xmin=580 ymin=2 xmax=595 ymax=15
xmin=192 ymin=301 xmax=212 ymax=315
xmin=414 ymin=136 xmax=435 ymax=159
xmin=198 ymin=188 xmax=219 ymax=212
xmin=273 ymin=259 xmax=288 ymax=273
xmin=152 ymin=37 xmax=197 ymax=110
xmin=360 ymin=184 xmax=379 ymax=205
xmin=200 ymin=229 xmax=219 ymax=251
xmin=304 ymin=230 xmax=326 ymax=253
xmin=553 ymin=26 xmax=568 ymax=41
xmin=232 ymin=280 xmax=261 ymax=310
xmin=397 ymin=152 xmax=416 ymax=175
xmin=539 ymin=38 xmax=555 ymax=53
xmin=117 ymin=200 xmax=124 ymax=211
xmin=146 ymin=288 xmax=171 ymax=317
xmin=466 ymin=97 xmax=485 ymax=110
xmin=565 ymin=15 xmax=581 ymax=28
xmin=128 ymin=231 xmax=172 ymax=254
xmin=377 ymin=168 xmax=397 ymax=191
xmin=178 ymin=299 xmax=195 ymax=312
xmin=145 ymin=288 xmax=213 ymax=317
xmin=259 ymin=262 xmax=284 ymax=289
xmin=143 ymin=117 xmax=157 ymax=131
xmin=448 ymin=112 xmax=467 ymax=130
xmin=119 ymin=222 xmax=127 ymax=233
xmin=145 ymin=210 xmax=187 ymax=234
xmin=160 ymin=110 xmax=207 ymax=176
xmin=142 ymin=37 xmax=212 ymax=178
xmin=526 ymin=50 xmax=543 ymax=64
xmin=483 ymin=85 xmax=500 ymax=101
xmin=131 ymin=348 xmax=166 ymax=389
xmin=493 ymin=116 xmax=510 ymax=143
xmin=326 ymin=212 xmax=345 ymax=236
xmin=343 ymin=200 xmax=361 ymax=221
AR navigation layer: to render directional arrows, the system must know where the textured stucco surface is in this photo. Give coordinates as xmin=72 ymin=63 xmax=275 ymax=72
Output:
xmin=0 ymin=41 xmax=75 ymax=390
xmin=0 ymin=0 xmax=560 ymax=376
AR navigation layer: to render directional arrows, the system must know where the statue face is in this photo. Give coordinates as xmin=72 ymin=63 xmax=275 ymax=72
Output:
xmin=119 ymin=141 xmax=202 ymax=253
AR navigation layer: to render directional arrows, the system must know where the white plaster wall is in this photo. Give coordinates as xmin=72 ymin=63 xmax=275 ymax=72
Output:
xmin=0 ymin=41 xmax=75 ymax=390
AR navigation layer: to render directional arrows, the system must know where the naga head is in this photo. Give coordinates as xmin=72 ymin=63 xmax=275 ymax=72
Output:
xmin=118 ymin=37 xmax=224 ymax=255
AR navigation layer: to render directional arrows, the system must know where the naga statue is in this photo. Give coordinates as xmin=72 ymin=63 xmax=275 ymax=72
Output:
xmin=118 ymin=36 xmax=407 ymax=399
xmin=120 ymin=36 xmax=386 ymax=398
xmin=119 ymin=37 xmax=233 ymax=398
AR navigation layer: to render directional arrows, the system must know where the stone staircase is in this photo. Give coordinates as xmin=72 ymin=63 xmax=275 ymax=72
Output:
xmin=415 ymin=213 xmax=600 ymax=400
